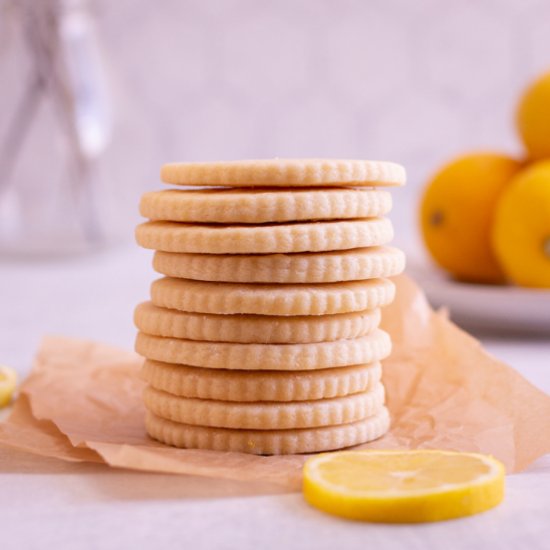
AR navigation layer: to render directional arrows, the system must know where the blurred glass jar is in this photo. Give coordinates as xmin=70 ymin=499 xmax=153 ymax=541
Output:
xmin=0 ymin=0 xmax=116 ymax=256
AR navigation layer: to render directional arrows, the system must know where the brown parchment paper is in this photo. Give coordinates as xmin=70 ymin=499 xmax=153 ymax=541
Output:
xmin=1 ymin=274 xmax=550 ymax=492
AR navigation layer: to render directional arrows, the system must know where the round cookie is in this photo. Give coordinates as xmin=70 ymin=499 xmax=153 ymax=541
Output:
xmin=134 ymin=302 xmax=381 ymax=344
xmin=134 ymin=330 xmax=392 ymax=370
xmin=142 ymin=360 xmax=383 ymax=402
xmin=145 ymin=407 xmax=391 ymax=454
xmin=135 ymin=218 xmax=393 ymax=254
xmin=143 ymin=384 xmax=385 ymax=430
xmin=153 ymin=246 xmax=406 ymax=283
xmin=140 ymin=188 xmax=392 ymax=224
xmin=160 ymin=159 xmax=406 ymax=187
xmin=150 ymin=277 xmax=395 ymax=316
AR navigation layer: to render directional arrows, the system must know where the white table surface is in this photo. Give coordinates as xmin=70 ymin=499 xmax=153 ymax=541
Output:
xmin=1 ymin=245 xmax=550 ymax=550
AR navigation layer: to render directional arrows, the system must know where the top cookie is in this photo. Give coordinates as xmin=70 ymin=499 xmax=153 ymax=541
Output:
xmin=160 ymin=159 xmax=406 ymax=188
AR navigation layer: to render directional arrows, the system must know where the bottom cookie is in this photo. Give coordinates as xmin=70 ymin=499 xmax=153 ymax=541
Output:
xmin=145 ymin=407 xmax=390 ymax=455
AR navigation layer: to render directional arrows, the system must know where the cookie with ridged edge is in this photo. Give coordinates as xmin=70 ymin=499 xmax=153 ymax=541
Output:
xmin=135 ymin=330 xmax=391 ymax=370
xmin=145 ymin=407 xmax=390 ymax=454
xmin=160 ymin=159 xmax=405 ymax=188
xmin=143 ymin=383 xmax=385 ymax=430
xmin=153 ymin=246 xmax=405 ymax=283
xmin=135 ymin=218 xmax=393 ymax=254
xmin=150 ymin=277 xmax=395 ymax=316
xmin=142 ymin=360 xmax=382 ymax=402
xmin=140 ymin=188 xmax=392 ymax=224
xmin=134 ymin=302 xmax=381 ymax=344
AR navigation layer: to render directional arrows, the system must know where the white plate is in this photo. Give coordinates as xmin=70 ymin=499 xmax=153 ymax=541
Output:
xmin=407 ymin=261 xmax=550 ymax=335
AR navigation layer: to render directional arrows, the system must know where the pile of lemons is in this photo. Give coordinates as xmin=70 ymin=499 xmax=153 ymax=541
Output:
xmin=420 ymin=72 xmax=550 ymax=288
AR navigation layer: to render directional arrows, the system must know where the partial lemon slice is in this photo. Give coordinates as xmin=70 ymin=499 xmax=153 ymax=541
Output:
xmin=0 ymin=365 xmax=17 ymax=408
xmin=303 ymin=449 xmax=505 ymax=523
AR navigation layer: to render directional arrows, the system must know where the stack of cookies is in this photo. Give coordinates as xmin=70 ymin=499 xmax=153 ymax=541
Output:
xmin=134 ymin=159 xmax=406 ymax=455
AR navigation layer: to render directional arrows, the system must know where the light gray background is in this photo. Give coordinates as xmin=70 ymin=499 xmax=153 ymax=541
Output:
xmin=2 ymin=0 xmax=549 ymax=251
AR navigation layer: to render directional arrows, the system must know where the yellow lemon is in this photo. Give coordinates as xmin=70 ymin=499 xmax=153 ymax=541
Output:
xmin=420 ymin=153 xmax=522 ymax=284
xmin=303 ymin=449 xmax=505 ymax=523
xmin=0 ymin=365 xmax=17 ymax=408
xmin=517 ymin=71 xmax=550 ymax=160
xmin=492 ymin=160 xmax=550 ymax=288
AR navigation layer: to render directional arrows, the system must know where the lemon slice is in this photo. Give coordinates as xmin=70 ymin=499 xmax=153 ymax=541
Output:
xmin=303 ymin=449 xmax=505 ymax=523
xmin=0 ymin=365 xmax=17 ymax=408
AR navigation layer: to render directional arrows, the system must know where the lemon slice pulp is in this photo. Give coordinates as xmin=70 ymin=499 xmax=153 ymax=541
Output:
xmin=303 ymin=449 xmax=505 ymax=523
xmin=0 ymin=366 xmax=17 ymax=408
